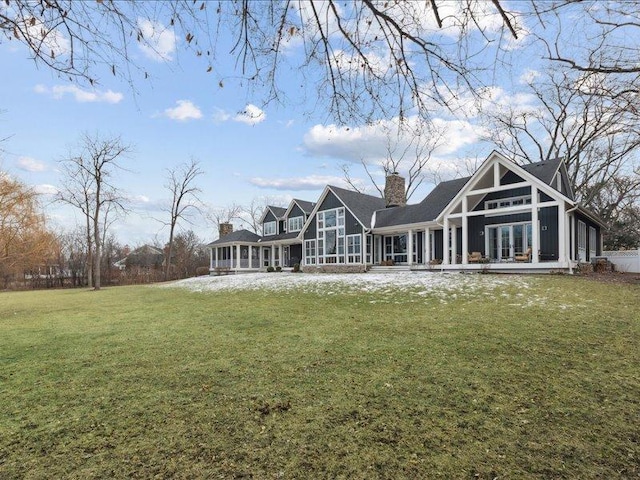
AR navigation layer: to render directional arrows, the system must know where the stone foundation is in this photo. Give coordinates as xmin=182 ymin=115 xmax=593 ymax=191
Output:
xmin=302 ymin=265 xmax=367 ymax=274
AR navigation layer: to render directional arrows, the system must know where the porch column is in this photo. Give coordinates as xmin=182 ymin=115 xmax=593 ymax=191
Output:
xmin=558 ymin=204 xmax=567 ymax=266
xmin=462 ymin=197 xmax=469 ymax=265
xmin=407 ymin=230 xmax=413 ymax=266
xmin=270 ymin=246 xmax=275 ymax=267
xmin=451 ymin=225 xmax=457 ymax=264
xmin=425 ymin=227 xmax=431 ymax=264
xmin=259 ymin=246 xmax=263 ymax=268
xmin=531 ymin=187 xmax=540 ymax=263
xmin=443 ymin=218 xmax=450 ymax=265
xmin=210 ymin=248 xmax=214 ymax=270
xmin=236 ymin=245 xmax=241 ymax=269
xmin=278 ymin=245 xmax=283 ymax=267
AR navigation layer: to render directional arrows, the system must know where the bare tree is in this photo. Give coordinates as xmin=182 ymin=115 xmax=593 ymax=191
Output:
xmin=237 ymin=195 xmax=288 ymax=233
xmin=485 ymin=67 xmax=640 ymax=243
xmin=0 ymin=1 xmax=523 ymax=123
xmin=57 ymin=133 xmax=131 ymax=290
xmin=204 ymin=203 xmax=243 ymax=239
xmin=161 ymin=158 xmax=203 ymax=281
xmin=342 ymin=119 xmax=446 ymax=201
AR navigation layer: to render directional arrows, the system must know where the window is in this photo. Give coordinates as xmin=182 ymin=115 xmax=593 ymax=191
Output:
xmin=589 ymin=226 xmax=597 ymax=260
xmin=316 ymin=207 xmax=346 ymax=264
xmin=288 ymin=216 xmax=304 ymax=232
xmin=578 ymin=220 xmax=587 ymax=262
xmin=305 ymin=240 xmax=316 ymax=264
xmin=263 ymin=221 xmax=276 ymax=236
xmin=366 ymin=235 xmax=372 ymax=264
xmin=347 ymin=235 xmax=362 ymax=263
xmin=485 ymin=195 xmax=532 ymax=210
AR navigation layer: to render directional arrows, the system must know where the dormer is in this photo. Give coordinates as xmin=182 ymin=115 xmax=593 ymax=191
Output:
xmin=259 ymin=206 xmax=286 ymax=236
xmin=284 ymin=199 xmax=315 ymax=234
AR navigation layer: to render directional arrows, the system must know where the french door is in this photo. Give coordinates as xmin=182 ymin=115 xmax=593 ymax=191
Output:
xmin=487 ymin=223 xmax=532 ymax=261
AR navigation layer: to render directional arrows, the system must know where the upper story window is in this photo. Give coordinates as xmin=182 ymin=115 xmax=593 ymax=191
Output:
xmin=317 ymin=207 xmax=345 ymax=264
xmin=263 ymin=221 xmax=276 ymax=236
xmin=288 ymin=216 xmax=304 ymax=232
xmin=485 ymin=195 xmax=531 ymax=210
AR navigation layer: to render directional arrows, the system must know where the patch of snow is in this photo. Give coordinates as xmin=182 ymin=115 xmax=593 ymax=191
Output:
xmin=159 ymin=271 xmax=565 ymax=308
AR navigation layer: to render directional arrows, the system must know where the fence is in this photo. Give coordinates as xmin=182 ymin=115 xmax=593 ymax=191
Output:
xmin=601 ymin=249 xmax=640 ymax=273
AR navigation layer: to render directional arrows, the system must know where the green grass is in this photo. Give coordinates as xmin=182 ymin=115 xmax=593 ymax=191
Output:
xmin=1 ymin=276 xmax=639 ymax=479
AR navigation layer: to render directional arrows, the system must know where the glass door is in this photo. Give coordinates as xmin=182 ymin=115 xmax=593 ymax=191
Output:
xmin=487 ymin=223 xmax=532 ymax=261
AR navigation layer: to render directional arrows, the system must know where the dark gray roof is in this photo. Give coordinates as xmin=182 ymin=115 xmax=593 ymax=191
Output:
xmin=259 ymin=231 xmax=301 ymax=242
xmin=328 ymin=185 xmax=387 ymax=227
xmin=521 ymin=157 xmax=562 ymax=185
xmin=294 ymin=199 xmax=316 ymax=214
xmin=374 ymin=177 xmax=470 ymax=228
xmin=207 ymin=229 xmax=262 ymax=246
xmin=268 ymin=206 xmax=287 ymax=218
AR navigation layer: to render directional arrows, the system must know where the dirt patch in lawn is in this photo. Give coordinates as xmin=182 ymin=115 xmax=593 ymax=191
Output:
xmin=576 ymin=271 xmax=640 ymax=285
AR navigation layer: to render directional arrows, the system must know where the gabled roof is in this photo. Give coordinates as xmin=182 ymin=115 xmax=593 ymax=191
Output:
xmin=207 ymin=229 xmax=261 ymax=246
xmin=294 ymin=199 xmax=316 ymax=214
xmin=258 ymin=205 xmax=287 ymax=224
xmin=328 ymin=185 xmax=387 ymax=227
xmin=373 ymin=177 xmax=470 ymax=228
xmin=284 ymin=198 xmax=316 ymax=219
xmin=521 ymin=157 xmax=562 ymax=186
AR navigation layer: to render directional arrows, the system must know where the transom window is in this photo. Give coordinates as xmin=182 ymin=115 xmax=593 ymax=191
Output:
xmin=317 ymin=208 xmax=345 ymax=264
xmin=288 ymin=216 xmax=304 ymax=232
xmin=263 ymin=221 xmax=276 ymax=236
xmin=485 ymin=195 xmax=531 ymax=210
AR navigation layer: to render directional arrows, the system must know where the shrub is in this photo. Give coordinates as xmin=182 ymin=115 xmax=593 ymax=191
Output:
xmin=275 ymin=266 xmax=282 ymax=272
xmin=293 ymin=263 xmax=300 ymax=272
xmin=195 ymin=266 xmax=210 ymax=276
xmin=266 ymin=266 xmax=275 ymax=273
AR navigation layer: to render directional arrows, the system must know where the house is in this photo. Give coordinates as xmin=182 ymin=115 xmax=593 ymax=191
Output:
xmin=207 ymin=199 xmax=315 ymax=271
xmin=208 ymin=151 xmax=604 ymax=274
xmin=114 ymin=245 xmax=164 ymax=271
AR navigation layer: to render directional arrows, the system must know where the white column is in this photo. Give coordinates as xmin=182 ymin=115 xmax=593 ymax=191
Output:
xmin=558 ymin=204 xmax=567 ymax=266
xmin=451 ymin=225 xmax=457 ymax=264
xmin=531 ymin=187 xmax=539 ymax=264
xmin=270 ymin=246 xmax=275 ymax=267
xmin=443 ymin=219 xmax=450 ymax=265
xmin=236 ymin=245 xmax=241 ymax=269
xmin=210 ymin=248 xmax=214 ymax=270
xmin=462 ymin=197 xmax=469 ymax=265
xmin=407 ymin=230 xmax=413 ymax=266
xmin=494 ymin=162 xmax=501 ymax=187
xmin=278 ymin=245 xmax=283 ymax=267
xmin=425 ymin=227 xmax=431 ymax=264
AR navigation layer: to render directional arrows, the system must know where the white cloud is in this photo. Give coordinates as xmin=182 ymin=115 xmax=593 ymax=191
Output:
xmin=34 ymin=84 xmax=123 ymax=104
xmin=16 ymin=156 xmax=46 ymax=172
xmin=163 ymin=100 xmax=203 ymax=121
xmin=25 ymin=18 xmax=70 ymax=59
xmin=137 ymin=19 xmax=177 ymax=62
xmin=212 ymin=108 xmax=231 ymax=123
xmin=249 ymin=174 xmax=350 ymax=190
xmin=234 ymin=104 xmax=266 ymax=125
xmin=34 ymin=184 xmax=58 ymax=195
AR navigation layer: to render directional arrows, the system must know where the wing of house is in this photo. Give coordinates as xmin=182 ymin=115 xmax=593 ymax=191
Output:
xmin=208 ymin=151 xmax=605 ymax=274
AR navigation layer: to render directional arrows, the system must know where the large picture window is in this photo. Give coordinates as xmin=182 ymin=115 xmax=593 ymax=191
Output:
xmin=317 ymin=207 xmax=345 ymax=264
xmin=263 ymin=221 xmax=276 ymax=236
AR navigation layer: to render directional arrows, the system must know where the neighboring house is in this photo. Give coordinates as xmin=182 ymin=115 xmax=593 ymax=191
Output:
xmin=208 ymin=151 xmax=604 ymax=273
xmin=114 ymin=245 xmax=164 ymax=271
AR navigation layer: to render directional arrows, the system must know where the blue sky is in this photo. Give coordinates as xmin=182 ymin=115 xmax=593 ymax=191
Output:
xmin=0 ymin=2 xmax=550 ymax=246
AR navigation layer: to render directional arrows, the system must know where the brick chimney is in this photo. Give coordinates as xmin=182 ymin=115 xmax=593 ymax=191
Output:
xmin=384 ymin=172 xmax=406 ymax=207
xmin=219 ymin=222 xmax=233 ymax=238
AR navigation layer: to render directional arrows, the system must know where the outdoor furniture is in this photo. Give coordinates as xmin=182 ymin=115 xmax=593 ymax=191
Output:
xmin=515 ymin=247 xmax=532 ymax=262
xmin=468 ymin=251 xmax=483 ymax=263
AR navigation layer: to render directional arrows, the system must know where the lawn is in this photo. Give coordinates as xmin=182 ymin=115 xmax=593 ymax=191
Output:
xmin=1 ymin=274 xmax=638 ymax=479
